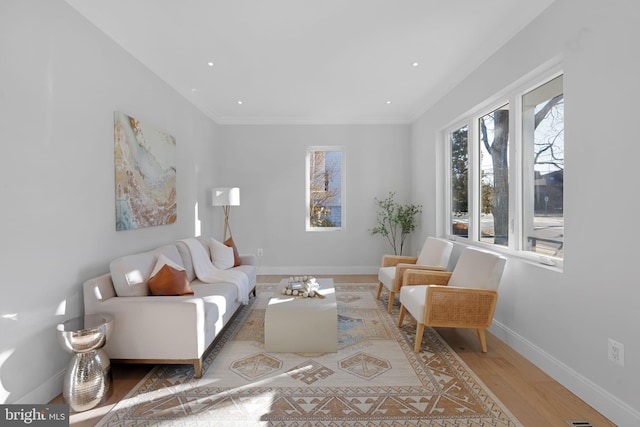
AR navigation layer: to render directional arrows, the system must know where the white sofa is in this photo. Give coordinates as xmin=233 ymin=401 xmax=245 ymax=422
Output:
xmin=83 ymin=236 xmax=256 ymax=377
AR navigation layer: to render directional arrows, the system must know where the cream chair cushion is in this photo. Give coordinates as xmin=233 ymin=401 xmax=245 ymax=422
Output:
xmin=399 ymin=285 xmax=428 ymax=323
xmin=416 ymin=237 xmax=454 ymax=268
xmin=378 ymin=266 xmax=396 ymax=291
xmin=378 ymin=237 xmax=453 ymax=293
xmin=448 ymin=247 xmax=506 ymax=290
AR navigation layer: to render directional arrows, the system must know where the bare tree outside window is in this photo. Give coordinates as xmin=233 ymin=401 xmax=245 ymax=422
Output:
xmin=448 ymin=72 xmax=564 ymax=260
xmin=479 ymin=104 xmax=509 ymax=246
xmin=307 ymin=148 xmax=344 ymax=230
xmin=523 ymin=75 xmax=564 ymax=257
xmin=450 ymin=126 xmax=469 ymax=237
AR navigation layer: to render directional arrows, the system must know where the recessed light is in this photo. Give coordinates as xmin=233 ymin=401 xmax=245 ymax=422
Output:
xmin=207 ymin=62 xmax=214 ymax=67
xmin=386 ymin=100 xmax=392 ymax=105
xmin=237 ymin=101 xmax=243 ymax=105
xmin=412 ymin=62 xmax=419 ymax=67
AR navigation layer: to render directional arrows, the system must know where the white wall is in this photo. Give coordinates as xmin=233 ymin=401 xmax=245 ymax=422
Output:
xmin=215 ymin=124 xmax=412 ymax=274
xmin=411 ymin=1 xmax=640 ymax=425
xmin=0 ymin=0 xmax=220 ymax=404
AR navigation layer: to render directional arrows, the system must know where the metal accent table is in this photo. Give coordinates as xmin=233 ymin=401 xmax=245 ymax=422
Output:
xmin=56 ymin=313 xmax=114 ymax=412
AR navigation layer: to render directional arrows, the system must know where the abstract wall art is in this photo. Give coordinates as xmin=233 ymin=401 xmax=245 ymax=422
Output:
xmin=114 ymin=111 xmax=177 ymax=230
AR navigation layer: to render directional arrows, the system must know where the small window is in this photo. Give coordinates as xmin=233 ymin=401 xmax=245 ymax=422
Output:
xmin=306 ymin=147 xmax=345 ymax=231
xmin=449 ymin=125 xmax=469 ymax=238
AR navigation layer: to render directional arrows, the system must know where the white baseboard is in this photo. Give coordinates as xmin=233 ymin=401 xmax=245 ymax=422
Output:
xmin=16 ymin=369 xmax=64 ymax=404
xmin=490 ymin=320 xmax=640 ymax=427
xmin=257 ymin=265 xmax=379 ymax=275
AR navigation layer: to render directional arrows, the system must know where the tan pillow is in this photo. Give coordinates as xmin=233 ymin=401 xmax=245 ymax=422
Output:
xmin=224 ymin=237 xmax=242 ymax=267
xmin=148 ymin=264 xmax=193 ymax=296
xmin=148 ymin=255 xmax=194 ymax=296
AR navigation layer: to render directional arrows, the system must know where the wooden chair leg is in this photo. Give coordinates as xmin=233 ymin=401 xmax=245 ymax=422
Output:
xmin=376 ymin=282 xmax=383 ymax=300
xmin=477 ymin=329 xmax=488 ymax=353
xmin=397 ymin=305 xmax=406 ymax=327
xmin=414 ymin=323 xmax=425 ymax=353
xmin=387 ymin=291 xmax=395 ymax=313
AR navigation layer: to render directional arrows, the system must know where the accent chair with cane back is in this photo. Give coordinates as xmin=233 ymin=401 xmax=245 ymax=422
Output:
xmin=397 ymin=246 xmax=506 ymax=353
xmin=377 ymin=237 xmax=453 ymax=313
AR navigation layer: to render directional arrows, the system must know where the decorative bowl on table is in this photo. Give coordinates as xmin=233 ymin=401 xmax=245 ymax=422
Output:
xmin=282 ymin=276 xmax=319 ymax=297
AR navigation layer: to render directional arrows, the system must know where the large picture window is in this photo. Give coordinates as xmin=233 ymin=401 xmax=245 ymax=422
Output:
xmin=522 ymin=75 xmax=564 ymax=258
xmin=306 ymin=147 xmax=345 ymax=231
xmin=446 ymin=70 xmax=564 ymax=265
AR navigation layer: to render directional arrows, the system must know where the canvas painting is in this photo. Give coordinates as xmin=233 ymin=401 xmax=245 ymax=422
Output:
xmin=114 ymin=111 xmax=176 ymax=230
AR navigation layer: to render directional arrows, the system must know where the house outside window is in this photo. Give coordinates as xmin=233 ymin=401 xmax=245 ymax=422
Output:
xmin=306 ymin=146 xmax=345 ymax=231
xmin=446 ymin=68 xmax=564 ymax=266
xmin=522 ymin=74 xmax=564 ymax=258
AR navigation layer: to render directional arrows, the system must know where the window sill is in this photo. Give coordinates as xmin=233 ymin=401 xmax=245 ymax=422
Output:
xmin=447 ymin=236 xmax=564 ymax=273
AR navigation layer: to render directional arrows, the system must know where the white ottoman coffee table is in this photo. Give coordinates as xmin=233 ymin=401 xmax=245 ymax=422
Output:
xmin=264 ymin=278 xmax=337 ymax=353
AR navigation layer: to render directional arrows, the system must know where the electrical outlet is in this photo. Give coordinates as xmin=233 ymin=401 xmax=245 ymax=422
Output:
xmin=608 ymin=339 xmax=624 ymax=367
xmin=257 ymin=248 xmax=264 ymax=257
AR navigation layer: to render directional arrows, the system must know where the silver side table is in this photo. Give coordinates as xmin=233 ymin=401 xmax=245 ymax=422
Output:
xmin=56 ymin=313 xmax=114 ymax=412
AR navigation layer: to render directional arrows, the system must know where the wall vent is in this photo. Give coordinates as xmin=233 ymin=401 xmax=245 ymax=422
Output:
xmin=565 ymin=421 xmax=594 ymax=427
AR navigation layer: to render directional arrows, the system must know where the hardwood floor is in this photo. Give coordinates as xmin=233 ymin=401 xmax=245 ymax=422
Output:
xmin=51 ymin=275 xmax=615 ymax=426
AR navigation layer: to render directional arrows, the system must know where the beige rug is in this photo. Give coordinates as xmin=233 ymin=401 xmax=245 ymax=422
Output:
xmin=97 ymin=283 xmax=523 ymax=426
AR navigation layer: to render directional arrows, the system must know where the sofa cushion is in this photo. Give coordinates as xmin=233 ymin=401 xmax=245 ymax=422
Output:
xmin=110 ymin=244 xmax=184 ymax=297
xmin=234 ymin=264 xmax=256 ymax=289
xmin=209 ymin=238 xmax=235 ymax=270
xmin=224 ymin=237 xmax=242 ymax=267
xmin=192 ymin=281 xmax=239 ymax=337
xmin=148 ymin=254 xmax=194 ymax=296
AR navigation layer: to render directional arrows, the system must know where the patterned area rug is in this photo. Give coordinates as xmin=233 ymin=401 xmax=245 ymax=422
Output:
xmin=96 ymin=283 xmax=522 ymax=426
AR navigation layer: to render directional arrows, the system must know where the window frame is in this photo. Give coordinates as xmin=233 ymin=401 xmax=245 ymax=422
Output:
xmin=305 ymin=145 xmax=346 ymax=232
xmin=443 ymin=63 xmax=564 ymax=269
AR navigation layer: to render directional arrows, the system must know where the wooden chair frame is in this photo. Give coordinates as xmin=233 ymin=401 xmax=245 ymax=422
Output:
xmin=398 ymin=269 xmax=498 ymax=353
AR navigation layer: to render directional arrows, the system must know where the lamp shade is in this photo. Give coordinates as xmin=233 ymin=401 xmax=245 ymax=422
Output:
xmin=211 ymin=187 xmax=240 ymax=206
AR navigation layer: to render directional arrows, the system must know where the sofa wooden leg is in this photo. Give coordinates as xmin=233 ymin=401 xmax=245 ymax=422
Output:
xmin=376 ymin=282 xmax=383 ymax=300
xmin=387 ymin=291 xmax=395 ymax=313
xmin=194 ymin=359 xmax=203 ymax=378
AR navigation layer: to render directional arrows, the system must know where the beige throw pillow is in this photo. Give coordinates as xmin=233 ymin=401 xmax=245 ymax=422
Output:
xmin=209 ymin=238 xmax=235 ymax=270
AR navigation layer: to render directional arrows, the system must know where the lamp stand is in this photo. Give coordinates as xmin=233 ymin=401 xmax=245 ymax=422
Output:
xmin=211 ymin=187 xmax=239 ymax=241
xmin=223 ymin=205 xmax=233 ymax=241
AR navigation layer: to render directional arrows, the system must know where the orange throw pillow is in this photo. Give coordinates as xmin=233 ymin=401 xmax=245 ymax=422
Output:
xmin=148 ymin=264 xmax=194 ymax=296
xmin=224 ymin=237 xmax=242 ymax=267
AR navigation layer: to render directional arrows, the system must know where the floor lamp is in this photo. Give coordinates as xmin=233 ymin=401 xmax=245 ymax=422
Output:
xmin=211 ymin=187 xmax=240 ymax=241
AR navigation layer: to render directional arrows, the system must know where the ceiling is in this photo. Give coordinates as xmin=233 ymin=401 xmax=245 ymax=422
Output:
xmin=64 ymin=0 xmax=555 ymax=124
